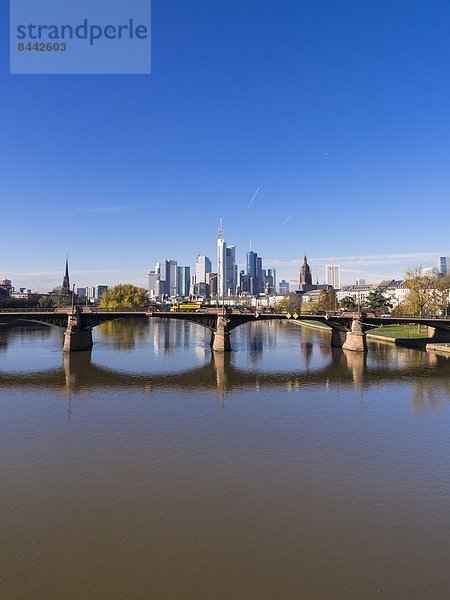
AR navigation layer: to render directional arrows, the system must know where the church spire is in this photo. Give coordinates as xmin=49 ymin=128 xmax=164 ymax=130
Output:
xmin=62 ymin=255 xmax=70 ymax=292
xmin=299 ymin=252 xmax=312 ymax=288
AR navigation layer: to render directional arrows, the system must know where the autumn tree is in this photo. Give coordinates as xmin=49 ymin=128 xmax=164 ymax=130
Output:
xmin=435 ymin=275 xmax=450 ymax=316
xmin=317 ymin=288 xmax=337 ymax=311
xmin=300 ymin=300 xmax=318 ymax=313
xmin=402 ymin=269 xmax=439 ymax=316
xmin=99 ymin=284 xmax=149 ymax=309
xmin=274 ymin=292 xmax=301 ymax=313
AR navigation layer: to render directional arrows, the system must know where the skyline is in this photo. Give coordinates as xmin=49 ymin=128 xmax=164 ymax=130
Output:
xmin=2 ymin=243 xmax=449 ymax=293
xmin=2 ymin=0 xmax=450 ymax=291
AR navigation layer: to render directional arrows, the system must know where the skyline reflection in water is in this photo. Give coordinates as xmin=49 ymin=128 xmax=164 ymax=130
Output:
xmin=1 ymin=319 xmax=450 ymax=599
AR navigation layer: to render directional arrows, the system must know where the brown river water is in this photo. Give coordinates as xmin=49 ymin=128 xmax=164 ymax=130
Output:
xmin=1 ymin=319 xmax=450 ymax=599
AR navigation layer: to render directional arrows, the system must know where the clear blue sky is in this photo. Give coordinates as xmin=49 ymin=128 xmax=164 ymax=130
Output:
xmin=1 ymin=0 xmax=450 ymax=291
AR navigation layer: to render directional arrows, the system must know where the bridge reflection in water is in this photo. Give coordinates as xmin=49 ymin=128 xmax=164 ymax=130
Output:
xmin=0 ymin=341 xmax=449 ymax=409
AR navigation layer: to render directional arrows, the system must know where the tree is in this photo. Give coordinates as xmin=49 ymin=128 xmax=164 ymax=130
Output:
xmin=99 ymin=284 xmax=149 ymax=309
xmin=317 ymin=288 xmax=337 ymax=311
xmin=365 ymin=287 xmax=392 ymax=312
xmin=39 ymin=295 xmax=55 ymax=308
xmin=435 ymin=275 xmax=450 ymax=316
xmin=339 ymin=296 xmax=357 ymax=311
xmin=402 ymin=269 xmax=439 ymax=316
xmin=300 ymin=300 xmax=318 ymax=313
xmin=274 ymin=292 xmax=301 ymax=313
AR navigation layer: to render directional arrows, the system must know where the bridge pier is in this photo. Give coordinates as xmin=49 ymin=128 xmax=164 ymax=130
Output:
xmin=343 ymin=319 xmax=368 ymax=352
xmin=330 ymin=320 xmax=367 ymax=352
xmin=63 ymin=315 xmax=93 ymax=352
xmin=210 ymin=315 xmax=232 ymax=352
xmin=427 ymin=327 xmax=450 ymax=343
xmin=330 ymin=329 xmax=347 ymax=348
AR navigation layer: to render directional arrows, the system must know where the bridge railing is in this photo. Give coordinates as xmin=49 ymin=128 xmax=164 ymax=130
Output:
xmin=0 ymin=307 xmax=58 ymax=313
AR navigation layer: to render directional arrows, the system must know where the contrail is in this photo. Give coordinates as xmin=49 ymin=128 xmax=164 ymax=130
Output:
xmin=248 ymin=186 xmax=260 ymax=208
xmin=280 ymin=214 xmax=293 ymax=225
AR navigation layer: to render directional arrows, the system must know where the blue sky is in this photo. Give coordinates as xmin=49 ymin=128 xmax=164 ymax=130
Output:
xmin=1 ymin=0 xmax=450 ymax=291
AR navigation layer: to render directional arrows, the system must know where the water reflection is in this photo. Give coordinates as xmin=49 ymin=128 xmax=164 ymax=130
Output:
xmin=2 ymin=321 xmax=450 ymax=600
xmin=0 ymin=320 xmax=449 ymax=409
xmin=0 ymin=340 xmax=448 ymax=409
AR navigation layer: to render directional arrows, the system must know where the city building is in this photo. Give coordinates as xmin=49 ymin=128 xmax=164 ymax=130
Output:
xmin=155 ymin=259 xmax=178 ymax=298
xmin=208 ymin=272 xmax=218 ymax=297
xmin=76 ymin=287 xmax=87 ymax=299
xmin=279 ymin=279 xmax=289 ymax=295
xmin=325 ymin=265 xmax=341 ymax=290
xmin=148 ymin=271 xmax=158 ymax=298
xmin=177 ymin=266 xmax=191 ymax=297
xmin=195 ymin=255 xmax=212 ymax=284
xmin=246 ymin=250 xmax=260 ymax=295
xmin=263 ymin=269 xmax=277 ymax=294
xmin=217 ymin=221 xmax=237 ymax=298
xmin=438 ymin=257 xmax=448 ymax=276
xmin=0 ymin=279 xmax=13 ymax=298
xmin=96 ymin=285 xmax=108 ymax=301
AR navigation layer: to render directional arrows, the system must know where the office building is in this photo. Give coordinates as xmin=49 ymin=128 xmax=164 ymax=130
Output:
xmin=438 ymin=256 xmax=449 ymax=276
xmin=148 ymin=271 xmax=158 ymax=298
xmin=217 ymin=222 xmax=237 ymax=298
xmin=156 ymin=259 xmax=178 ymax=298
xmin=325 ymin=265 xmax=341 ymax=290
xmin=263 ymin=269 xmax=277 ymax=294
xmin=195 ymin=255 xmax=212 ymax=284
xmin=177 ymin=266 xmax=191 ymax=297
xmin=279 ymin=279 xmax=289 ymax=294
xmin=96 ymin=285 xmax=108 ymax=301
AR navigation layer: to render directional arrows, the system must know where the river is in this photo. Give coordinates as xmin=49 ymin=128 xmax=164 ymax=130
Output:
xmin=1 ymin=319 xmax=450 ymax=599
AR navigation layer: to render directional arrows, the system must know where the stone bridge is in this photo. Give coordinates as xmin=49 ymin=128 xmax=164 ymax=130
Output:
xmin=1 ymin=306 xmax=450 ymax=353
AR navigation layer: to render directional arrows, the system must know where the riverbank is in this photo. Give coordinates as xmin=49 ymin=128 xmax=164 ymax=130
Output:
xmin=293 ymin=320 xmax=444 ymax=351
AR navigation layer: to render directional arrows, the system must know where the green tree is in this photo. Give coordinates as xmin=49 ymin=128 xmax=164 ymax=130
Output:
xmin=339 ymin=296 xmax=357 ymax=311
xmin=317 ymin=288 xmax=337 ymax=311
xmin=435 ymin=275 xmax=450 ymax=316
xmin=365 ymin=287 xmax=392 ymax=312
xmin=39 ymin=295 xmax=55 ymax=308
xmin=99 ymin=284 xmax=149 ymax=309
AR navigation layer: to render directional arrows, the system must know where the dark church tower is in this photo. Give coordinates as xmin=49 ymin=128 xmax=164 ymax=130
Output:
xmin=299 ymin=254 xmax=312 ymax=287
xmin=62 ymin=256 xmax=70 ymax=293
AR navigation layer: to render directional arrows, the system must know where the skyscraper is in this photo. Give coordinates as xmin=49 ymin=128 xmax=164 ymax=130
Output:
xmin=195 ymin=255 xmax=212 ymax=284
xmin=96 ymin=285 xmax=108 ymax=301
xmin=438 ymin=257 xmax=449 ymax=276
xmin=177 ymin=266 xmax=191 ymax=297
xmin=263 ymin=269 xmax=277 ymax=294
xmin=325 ymin=265 xmax=341 ymax=290
xmin=279 ymin=279 xmax=289 ymax=294
xmin=155 ymin=259 xmax=178 ymax=298
xmin=148 ymin=271 xmax=158 ymax=298
xmin=217 ymin=221 xmax=237 ymax=298
xmin=246 ymin=250 xmax=258 ymax=295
